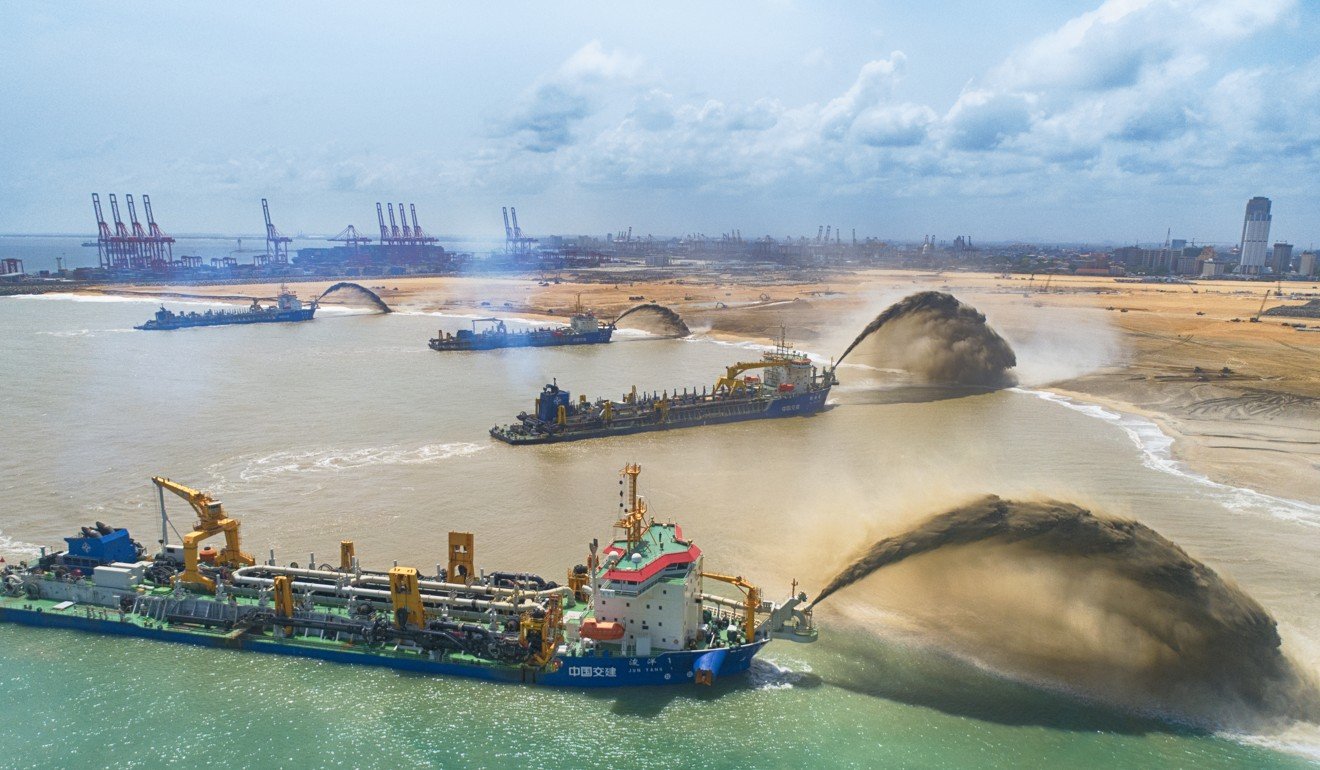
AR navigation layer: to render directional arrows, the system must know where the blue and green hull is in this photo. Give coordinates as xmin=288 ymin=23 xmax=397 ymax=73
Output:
xmin=0 ymin=600 xmax=765 ymax=687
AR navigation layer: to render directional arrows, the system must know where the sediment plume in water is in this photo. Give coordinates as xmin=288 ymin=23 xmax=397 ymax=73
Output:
xmin=317 ymin=282 xmax=392 ymax=313
xmin=612 ymin=303 xmax=690 ymax=337
xmin=813 ymin=495 xmax=1317 ymax=725
xmin=837 ymin=291 xmax=1016 ymax=387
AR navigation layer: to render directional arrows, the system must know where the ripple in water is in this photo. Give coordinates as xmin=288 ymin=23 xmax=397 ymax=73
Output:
xmin=225 ymin=442 xmax=486 ymax=483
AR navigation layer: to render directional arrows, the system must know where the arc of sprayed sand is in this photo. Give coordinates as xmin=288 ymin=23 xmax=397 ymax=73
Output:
xmin=611 ymin=303 xmax=691 ymax=337
xmin=807 ymin=495 xmax=1311 ymax=720
xmin=316 ymin=282 xmax=392 ymax=313
xmin=836 ymin=291 xmax=967 ymax=365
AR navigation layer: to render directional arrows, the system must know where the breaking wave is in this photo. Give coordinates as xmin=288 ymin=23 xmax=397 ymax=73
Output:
xmin=0 ymin=530 xmax=43 ymax=559
xmin=1027 ymin=389 xmax=1320 ymax=527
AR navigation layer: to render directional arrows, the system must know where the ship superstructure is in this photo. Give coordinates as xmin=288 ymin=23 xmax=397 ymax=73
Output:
xmin=429 ymin=312 xmax=613 ymax=351
xmin=135 ymin=285 xmax=315 ymax=331
xmin=0 ymin=466 xmax=816 ymax=687
xmin=491 ymin=334 xmax=835 ymax=444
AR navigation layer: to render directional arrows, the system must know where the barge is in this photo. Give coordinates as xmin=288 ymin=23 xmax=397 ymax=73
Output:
xmin=0 ymin=466 xmax=816 ymax=687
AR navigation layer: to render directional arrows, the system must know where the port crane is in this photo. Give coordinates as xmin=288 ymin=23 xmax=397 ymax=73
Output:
xmin=262 ymin=198 xmax=292 ymax=264
xmin=397 ymin=202 xmax=413 ymax=241
xmin=152 ymin=476 xmax=254 ymax=591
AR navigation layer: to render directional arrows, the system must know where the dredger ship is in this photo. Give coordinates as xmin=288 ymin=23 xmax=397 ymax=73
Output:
xmin=135 ymin=286 xmax=315 ymax=331
xmin=0 ymin=466 xmax=816 ymax=687
xmin=429 ymin=312 xmax=613 ymax=351
xmin=491 ymin=336 xmax=835 ymax=445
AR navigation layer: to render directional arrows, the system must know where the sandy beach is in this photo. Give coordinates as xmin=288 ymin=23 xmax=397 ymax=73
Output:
xmin=88 ymin=268 xmax=1320 ymax=505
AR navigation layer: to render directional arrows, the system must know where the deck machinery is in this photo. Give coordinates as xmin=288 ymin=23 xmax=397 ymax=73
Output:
xmin=0 ymin=465 xmax=817 ymax=687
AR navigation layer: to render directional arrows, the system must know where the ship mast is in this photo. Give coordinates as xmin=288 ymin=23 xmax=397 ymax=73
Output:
xmin=615 ymin=463 xmax=647 ymax=553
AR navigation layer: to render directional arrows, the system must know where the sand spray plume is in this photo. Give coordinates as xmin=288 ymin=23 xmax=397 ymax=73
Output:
xmin=836 ymin=291 xmax=1016 ymax=387
xmin=317 ymin=282 xmax=392 ymax=313
xmin=812 ymin=495 xmax=1318 ymax=725
xmin=612 ymin=303 xmax=691 ymax=337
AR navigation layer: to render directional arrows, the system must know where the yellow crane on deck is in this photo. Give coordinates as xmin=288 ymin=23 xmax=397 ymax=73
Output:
xmin=701 ymin=572 xmax=762 ymax=641
xmin=152 ymin=476 xmax=254 ymax=591
xmin=713 ymin=360 xmax=795 ymax=395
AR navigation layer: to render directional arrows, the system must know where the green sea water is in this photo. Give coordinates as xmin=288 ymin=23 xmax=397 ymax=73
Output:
xmin=1 ymin=291 xmax=1318 ymax=768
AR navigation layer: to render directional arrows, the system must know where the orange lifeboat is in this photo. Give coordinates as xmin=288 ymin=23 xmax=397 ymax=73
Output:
xmin=580 ymin=619 xmax=625 ymax=641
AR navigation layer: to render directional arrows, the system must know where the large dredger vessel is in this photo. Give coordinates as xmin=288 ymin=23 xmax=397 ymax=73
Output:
xmin=0 ymin=466 xmax=816 ymax=687
xmin=135 ymin=286 xmax=315 ymax=331
xmin=429 ymin=312 xmax=613 ymax=351
xmin=491 ymin=336 xmax=835 ymax=445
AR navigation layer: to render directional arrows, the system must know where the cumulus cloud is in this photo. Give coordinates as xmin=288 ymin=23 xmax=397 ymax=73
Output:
xmin=478 ymin=0 xmax=1314 ymax=217
xmin=944 ymin=90 xmax=1034 ymax=151
xmin=500 ymin=41 xmax=643 ymax=153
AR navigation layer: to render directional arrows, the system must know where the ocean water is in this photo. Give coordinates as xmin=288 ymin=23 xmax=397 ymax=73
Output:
xmin=1 ymin=293 xmax=1317 ymax=768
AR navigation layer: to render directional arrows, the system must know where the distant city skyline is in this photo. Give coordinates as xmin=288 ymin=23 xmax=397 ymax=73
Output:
xmin=2 ymin=1 xmax=1317 ymax=244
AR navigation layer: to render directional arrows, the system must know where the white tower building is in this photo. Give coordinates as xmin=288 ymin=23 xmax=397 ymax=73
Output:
xmin=1238 ymin=197 xmax=1272 ymax=274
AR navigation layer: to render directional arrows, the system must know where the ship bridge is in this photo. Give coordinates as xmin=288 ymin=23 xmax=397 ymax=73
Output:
xmin=598 ymin=522 xmax=701 ymax=596
xmin=587 ymin=465 xmax=706 ymax=654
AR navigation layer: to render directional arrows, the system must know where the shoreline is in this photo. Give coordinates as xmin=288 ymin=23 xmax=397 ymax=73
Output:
xmin=1037 ymin=386 xmax=1320 ymax=517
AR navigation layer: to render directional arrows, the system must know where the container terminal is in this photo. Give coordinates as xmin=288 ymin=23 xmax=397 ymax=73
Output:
xmin=0 ymin=466 xmax=817 ymax=687
xmin=491 ymin=336 xmax=835 ymax=444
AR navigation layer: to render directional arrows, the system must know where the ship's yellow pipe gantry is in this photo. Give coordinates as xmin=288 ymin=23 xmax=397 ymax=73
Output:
xmin=713 ymin=360 xmax=795 ymax=395
xmin=151 ymin=476 xmax=254 ymax=591
xmin=700 ymin=572 xmax=762 ymax=641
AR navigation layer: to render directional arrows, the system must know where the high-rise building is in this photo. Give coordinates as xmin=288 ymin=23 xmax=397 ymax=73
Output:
xmin=1270 ymin=242 xmax=1294 ymax=274
xmin=1238 ymin=197 xmax=1272 ymax=273
xmin=1300 ymin=251 xmax=1317 ymax=277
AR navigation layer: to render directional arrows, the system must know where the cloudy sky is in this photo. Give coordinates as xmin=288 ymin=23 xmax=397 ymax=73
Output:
xmin=2 ymin=0 xmax=1316 ymax=245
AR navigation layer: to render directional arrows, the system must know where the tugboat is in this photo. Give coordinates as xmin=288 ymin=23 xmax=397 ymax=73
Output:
xmin=429 ymin=311 xmax=613 ymax=351
xmin=491 ymin=333 xmax=835 ymax=444
xmin=0 ymin=466 xmax=818 ymax=687
xmin=135 ymin=285 xmax=315 ymax=331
